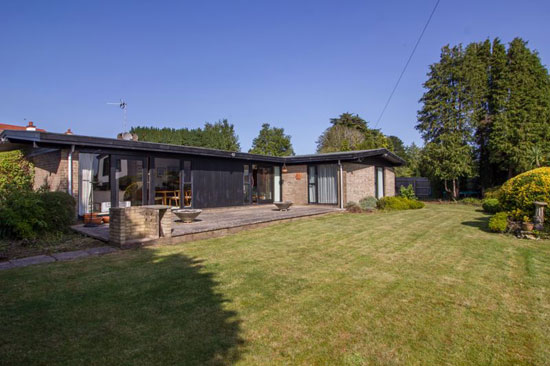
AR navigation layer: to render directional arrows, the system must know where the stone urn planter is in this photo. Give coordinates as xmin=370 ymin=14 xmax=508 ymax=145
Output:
xmin=173 ymin=209 xmax=202 ymax=223
xmin=274 ymin=201 xmax=293 ymax=211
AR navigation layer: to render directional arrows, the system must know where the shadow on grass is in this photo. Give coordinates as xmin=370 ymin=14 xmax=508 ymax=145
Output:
xmin=461 ymin=215 xmax=491 ymax=233
xmin=0 ymin=249 xmax=244 ymax=366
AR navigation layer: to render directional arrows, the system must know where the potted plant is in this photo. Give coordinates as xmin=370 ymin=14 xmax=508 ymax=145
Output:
xmin=522 ymin=216 xmax=534 ymax=231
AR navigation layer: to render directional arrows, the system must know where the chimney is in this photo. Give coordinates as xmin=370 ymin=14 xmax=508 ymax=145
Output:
xmin=26 ymin=121 xmax=37 ymax=131
xmin=64 ymin=128 xmax=73 ymax=135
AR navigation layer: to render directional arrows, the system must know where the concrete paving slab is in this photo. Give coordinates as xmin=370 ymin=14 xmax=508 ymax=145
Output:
xmin=0 ymin=261 xmax=14 ymax=270
xmin=86 ymin=246 xmax=117 ymax=256
xmin=51 ymin=250 xmax=90 ymax=261
xmin=10 ymin=255 xmax=55 ymax=268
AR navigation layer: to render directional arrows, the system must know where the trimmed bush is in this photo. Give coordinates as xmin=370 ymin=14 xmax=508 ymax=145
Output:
xmin=399 ymin=184 xmax=416 ymax=200
xmin=488 ymin=212 xmax=508 ymax=233
xmin=482 ymin=198 xmax=500 ymax=214
xmin=359 ymin=196 xmax=378 ymax=211
xmin=0 ymin=150 xmax=34 ymax=194
xmin=459 ymin=197 xmax=482 ymax=206
xmin=0 ymin=189 xmax=75 ymax=240
xmin=376 ymin=196 xmax=425 ymax=211
xmin=498 ymin=167 xmax=550 ymax=219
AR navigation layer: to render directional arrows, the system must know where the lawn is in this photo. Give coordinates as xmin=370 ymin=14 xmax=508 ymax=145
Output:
xmin=1 ymin=204 xmax=550 ymax=365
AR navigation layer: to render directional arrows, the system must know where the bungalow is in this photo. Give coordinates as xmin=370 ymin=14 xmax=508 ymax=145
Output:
xmin=0 ymin=130 xmax=405 ymax=215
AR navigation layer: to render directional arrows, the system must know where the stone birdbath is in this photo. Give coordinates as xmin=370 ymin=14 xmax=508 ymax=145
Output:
xmin=534 ymin=201 xmax=548 ymax=230
xmin=274 ymin=201 xmax=293 ymax=211
xmin=173 ymin=209 xmax=202 ymax=223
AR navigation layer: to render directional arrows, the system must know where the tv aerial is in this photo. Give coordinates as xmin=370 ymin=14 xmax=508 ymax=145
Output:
xmin=107 ymin=99 xmax=128 ymax=131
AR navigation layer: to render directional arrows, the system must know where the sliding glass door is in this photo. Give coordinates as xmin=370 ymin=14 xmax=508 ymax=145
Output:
xmin=113 ymin=156 xmax=147 ymax=208
xmin=308 ymin=164 xmax=338 ymax=204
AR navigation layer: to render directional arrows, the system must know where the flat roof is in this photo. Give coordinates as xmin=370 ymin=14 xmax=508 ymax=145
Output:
xmin=0 ymin=130 xmax=405 ymax=166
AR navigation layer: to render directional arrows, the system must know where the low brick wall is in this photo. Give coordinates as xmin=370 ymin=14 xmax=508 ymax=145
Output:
xmin=109 ymin=206 xmax=172 ymax=248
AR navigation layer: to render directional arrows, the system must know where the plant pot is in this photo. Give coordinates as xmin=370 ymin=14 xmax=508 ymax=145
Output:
xmin=83 ymin=213 xmax=98 ymax=225
xmin=522 ymin=222 xmax=534 ymax=231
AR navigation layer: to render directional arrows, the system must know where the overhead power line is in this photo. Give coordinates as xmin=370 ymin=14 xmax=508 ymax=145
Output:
xmin=374 ymin=0 xmax=441 ymax=128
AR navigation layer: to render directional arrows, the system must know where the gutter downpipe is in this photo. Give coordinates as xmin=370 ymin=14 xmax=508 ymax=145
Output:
xmin=68 ymin=145 xmax=75 ymax=196
xmin=338 ymin=160 xmax=344 ymax=209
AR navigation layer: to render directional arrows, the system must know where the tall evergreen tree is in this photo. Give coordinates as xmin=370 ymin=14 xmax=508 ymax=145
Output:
xmin=248 ymin=123 xmax=294 ymax=156
xmin=488 ymin=38 xmax=550 ymax=177
xmin=416 ymin=45 xmax=476 ymax=199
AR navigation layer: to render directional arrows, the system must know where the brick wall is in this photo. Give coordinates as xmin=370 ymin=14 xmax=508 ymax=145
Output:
xmin=343 ymin=163 xmax=375 ymax=204
xmin=282 ymin=164 xmax=308 ymax=205
xmin=110 ymin=206 xmax=173 ymax=247
xmin=384 ymin=167 xmax=396 ymax=197
xmin=30 ymin=148 xmax=79 ymax=200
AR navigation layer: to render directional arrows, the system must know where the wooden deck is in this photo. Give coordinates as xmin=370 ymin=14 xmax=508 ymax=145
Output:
xmin=72 ymin=205 xmax=340 ymax=245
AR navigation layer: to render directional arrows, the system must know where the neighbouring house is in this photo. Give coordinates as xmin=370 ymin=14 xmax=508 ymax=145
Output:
xmin=0 ymin=130 xmax=404 ymax=215
xmin=0 ymin=121 xmax=47 ymax=133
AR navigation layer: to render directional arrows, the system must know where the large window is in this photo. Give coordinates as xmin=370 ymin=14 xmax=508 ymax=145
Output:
xmin=243 ymin=164 xmax=251 ymax=204
xmin=183 ymin=160 xmax=192 ymax=207
xmin=308 ymin=164 xmax=338 ymax=204
xmin=117 ymin=158 xmax=145 ymax=207
xmin=154 ymin=158 xmax=180 ymax=207
xmin=274 ymin=166 xmax=281 ymax=202
xmin=79 ymin=153 xmax=112 ymax=215
xmin=375 ymin=167 xmax=385 ymax=199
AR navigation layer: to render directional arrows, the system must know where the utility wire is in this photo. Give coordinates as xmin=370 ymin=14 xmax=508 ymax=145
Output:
xmin=374 ymin=0 xmax=441 ymax=128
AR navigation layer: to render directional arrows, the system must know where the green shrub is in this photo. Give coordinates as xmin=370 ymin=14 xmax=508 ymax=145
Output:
xmin=459 ymin=197 xmax=482 ymax=206
xmin=0 ymin=189 xmax=47 ymax=239
xmin=482 ymin=198 xmax=500 ymax=214
xmin=0 ymin=189 xmax=75 ymax=240
xmin=39 ymin=192 xmax=76 ymax=231
xmin=359 ymin=196 xmax=378 ymax=211
xmin=0 ymin=150 xmax=34 ymax=194
xmin=377 ymin=196 xmax=425 ymax=211
xmin=498 ymin=167 xmax=550 ymax=219
xmin=399 ymin=184 xmax=416 ymax=200
xmin=488 ymin=212 xmax=508 ymax=233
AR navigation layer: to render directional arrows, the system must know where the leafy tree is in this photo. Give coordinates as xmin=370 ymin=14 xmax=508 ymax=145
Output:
xmin=317 ymin=113 xmax=390 ymax=153
xmin=248 ymin=123 xmax=294 ymax=156
xmin=416 ymin=44 xmax=476 ymax=199
xmin=200 ymin=119 xmax=241 ymax=151
xmin=387 ymin=136 xmax=407 ymax=159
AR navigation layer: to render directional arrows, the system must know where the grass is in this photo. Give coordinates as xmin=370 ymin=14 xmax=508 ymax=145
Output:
xmin=0 ymin=232 xmax=104 ymax=260
xmin=1 ymin=204 xmax=550 ymax=365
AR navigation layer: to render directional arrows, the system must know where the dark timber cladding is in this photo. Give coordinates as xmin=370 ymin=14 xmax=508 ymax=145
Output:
xmin=192 ymin=156 xmax=246 ymax=208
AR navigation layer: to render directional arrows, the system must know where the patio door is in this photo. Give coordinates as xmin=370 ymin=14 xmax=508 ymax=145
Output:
xmin=111 ymin=155 xmax=148 ymax=208
xmin=308 ymin=164 xmax=338 ymax=204
xmin=254 ymin=165 xmax=274 ymax=203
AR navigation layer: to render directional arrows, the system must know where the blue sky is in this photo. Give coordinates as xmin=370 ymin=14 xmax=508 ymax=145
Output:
xmin=1 ymin=0 xmax=549 ymax=154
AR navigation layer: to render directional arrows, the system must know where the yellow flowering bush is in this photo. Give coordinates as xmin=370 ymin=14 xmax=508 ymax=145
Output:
xmin=498 ymin=167 xmax=550 ymax=219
